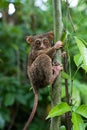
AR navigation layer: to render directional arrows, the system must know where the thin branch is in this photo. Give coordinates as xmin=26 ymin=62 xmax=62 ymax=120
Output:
xmin=63 ymin=53 xmax=71 ymax=130
xmin=17 ymin=49 xmax=20 ymax=82
xmin=68 ymin=53 xmax=73 ymax=99
xmin=72 ymin=65 xmax=81 ymax=80
xmin=8 ymin=104 xmax=19 ymax=130
xmin=66 ymin=0 xmax=76 ymax=32
xmin=64 ymin=55 xmax=69 ymax=104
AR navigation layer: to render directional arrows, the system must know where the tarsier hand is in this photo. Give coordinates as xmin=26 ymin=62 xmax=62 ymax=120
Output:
xmin=54 ymin=41 xmax=63 ymax=49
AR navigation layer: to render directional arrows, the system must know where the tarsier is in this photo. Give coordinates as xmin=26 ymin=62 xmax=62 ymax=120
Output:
xmin=23 ymin=31 xmax=63 ymax=130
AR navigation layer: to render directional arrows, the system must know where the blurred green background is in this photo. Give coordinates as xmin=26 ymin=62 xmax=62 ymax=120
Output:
xmin=0 ymin=0 xmax=87 ymax=130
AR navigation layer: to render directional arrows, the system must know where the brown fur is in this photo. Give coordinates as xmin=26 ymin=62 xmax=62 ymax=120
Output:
xmin=23 ymin=31 xmax=63 ymax=130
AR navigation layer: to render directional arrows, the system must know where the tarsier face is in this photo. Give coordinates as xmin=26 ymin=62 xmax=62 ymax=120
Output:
xmin=33 ymin=37 xmax=51 ymax=50
xmin=26 ymin=31 xmax=54 ymax=50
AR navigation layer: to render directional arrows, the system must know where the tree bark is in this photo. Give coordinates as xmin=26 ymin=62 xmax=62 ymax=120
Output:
xmin=50 ymin=0 xmax=63 ymax=130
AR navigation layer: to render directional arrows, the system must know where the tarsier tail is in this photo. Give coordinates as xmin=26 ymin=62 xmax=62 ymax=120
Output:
xmin=23 ymin=92 xmax=38 ymax=130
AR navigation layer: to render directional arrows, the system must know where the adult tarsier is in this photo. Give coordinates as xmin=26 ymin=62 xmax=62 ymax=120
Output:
xmin=23 ymin=31 xmax=63 ymax=130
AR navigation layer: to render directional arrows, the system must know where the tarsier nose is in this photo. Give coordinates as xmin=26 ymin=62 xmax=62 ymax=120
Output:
xmin=40 ymin=44 xmax=46 ymax=49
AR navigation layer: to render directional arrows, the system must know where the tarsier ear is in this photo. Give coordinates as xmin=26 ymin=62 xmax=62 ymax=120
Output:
xmin=47 ymin=31 xmax=54 ymax=40
xmin=26 ymin=36 xmax=33 ymax=44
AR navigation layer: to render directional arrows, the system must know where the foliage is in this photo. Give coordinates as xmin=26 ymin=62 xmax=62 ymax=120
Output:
xmin=47 ymin=31 xmax=87 ymax=129
xmin=46 ymin=102 xmax=71 ymax=119
xmin=47 ymin=102 xmax=87 ymax=130
xmin=74 ymin=37 xmax=87 ymax=72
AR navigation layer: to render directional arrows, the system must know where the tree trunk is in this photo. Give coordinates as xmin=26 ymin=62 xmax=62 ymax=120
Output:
xmin=50 ymin=0 xmax=63 ymax=130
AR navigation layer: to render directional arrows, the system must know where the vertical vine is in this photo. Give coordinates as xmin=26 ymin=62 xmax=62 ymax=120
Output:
xmin=50 ymin=0 xmax=63 ymax=130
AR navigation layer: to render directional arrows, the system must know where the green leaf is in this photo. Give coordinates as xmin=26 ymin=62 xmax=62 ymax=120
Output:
xmin=11 ymin=44 xmax=18 ymax=51
xmin=81 ymin=64 xmax=87 ymax=72
xmin=4 ymin=93 xmax=15 ymax=106
xmin=46 ymin=102 xmax=71 ymax=119
xmin=61 ymin=30 xmax=68 ymax=42
xmin=0 ymin=114 xmax=5 ymax=129
xmin=74 ymin=80 xmax=87 ymax=104
xmin=71 ymin=87 xmax=81 ymax=108
xmin=2 ymin=110 xmax=10 ymax=122
xmin=74 ymin=54 xmax=83 ymax=67
xmin=76 ymin=104 xmax=87 ymax=118
xmin=61 ymin=71 xmax=70 ymax=79
xmin=60 ymin=125 xmax=66 ymax=130
xmin=80 ymin=38 xmax=87 ymax=46
xmin=72 ymin=112 xmax=85 ymax=130
xmin=61 ymin=86 xmax=66 ymax=98
xmin=16 ymin=94 xmax=27 ymax=105
xmin=0 ymin=58 xmax=3 ymax=63
xmin=84 ymin=123 xmax=87 ymax=129
xmin=75 ymin=37 xmax=87 ymax=72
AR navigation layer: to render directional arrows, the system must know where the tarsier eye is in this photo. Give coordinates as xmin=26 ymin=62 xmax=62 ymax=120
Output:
xmin=43 ymin=39 xmax=49 ymax=44
xmin=35 ymin=40 xmax=41 ymax=45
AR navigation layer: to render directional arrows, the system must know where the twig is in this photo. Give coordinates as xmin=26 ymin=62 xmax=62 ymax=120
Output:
xmin=68 ymin=53 xmax=73 ymax=101
xmin=63 ymin=53 xmax=71 ymax=130
xmin=8 ymin=104 xmax=19 ymax=130
xmin=66 ymin=0 xmax=76 ymax=32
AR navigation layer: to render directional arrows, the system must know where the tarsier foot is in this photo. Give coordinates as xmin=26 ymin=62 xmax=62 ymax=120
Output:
xmin=52 ymin=61 xmax=60 ymax=66
xmin=61 ymin=51 xmax=66 ymax=57
xmin=52 ymin=64 xmax=63 ymax=76
xmin=49 ymin=64 xmax=63 ymax=84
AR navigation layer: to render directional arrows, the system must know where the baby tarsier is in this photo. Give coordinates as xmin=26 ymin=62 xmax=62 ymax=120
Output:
xmin=23 ymin=31 xmax=63 ymax=130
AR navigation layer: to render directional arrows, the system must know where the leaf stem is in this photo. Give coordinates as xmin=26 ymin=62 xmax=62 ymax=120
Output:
xmin=72 ymin=66 xmax=81 ymax=80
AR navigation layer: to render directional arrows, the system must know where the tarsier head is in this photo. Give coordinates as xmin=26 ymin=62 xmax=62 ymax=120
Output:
xmin=26 ymin=31 xmax=54 ymax=50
